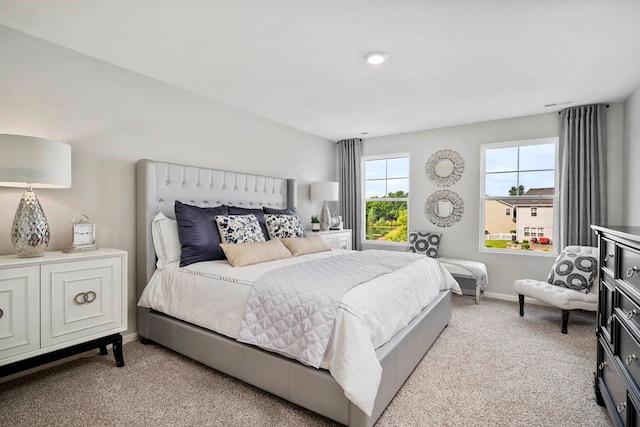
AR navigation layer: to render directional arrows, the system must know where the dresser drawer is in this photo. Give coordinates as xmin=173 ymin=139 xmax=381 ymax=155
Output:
xmin=620 ymin=291 xmax=640 ymax=333
xmin=621 ymin=245 xmax=640 ymax=290
xmin=618 ymin=321 xmax=640 ymax=391
xmin=41 ymin=257 xmax=123 ymax=348
xmin=600 ymin=277 xmax=616 ymax=344
xmin=603 ymin=238 xmax=617 ymax=275
xmin=602 ymin=346 xmax=630 ymax=425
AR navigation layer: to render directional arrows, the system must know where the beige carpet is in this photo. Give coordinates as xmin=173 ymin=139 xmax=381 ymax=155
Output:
xmin=0 ymin=296 xmax=612 ymax=427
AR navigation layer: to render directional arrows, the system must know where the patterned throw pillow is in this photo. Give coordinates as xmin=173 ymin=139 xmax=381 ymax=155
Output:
xmin=546 ymin=247 xmax=598 ymax=293
xmin=265 ymin=214 xmax=304 ymax=239
xmin=408 ymin=231 xmax=441 ymax=258
xmin=215 ymin=214 xmax=266 ymax=244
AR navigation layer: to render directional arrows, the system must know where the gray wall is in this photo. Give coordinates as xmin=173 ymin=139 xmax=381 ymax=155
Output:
xmin=624 ymin=84 xmax=640 ymax=226
xmin=0 ymin=26 xmax=336 ymax=337
xmin=362 ymin=106 xmax=625 ymax=298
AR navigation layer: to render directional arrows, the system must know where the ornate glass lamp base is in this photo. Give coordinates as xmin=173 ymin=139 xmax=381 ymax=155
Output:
xmin=320 ymin=202 xmax=331 ymax=231
xmin=11 ymin=189 xmax=50 ymax=258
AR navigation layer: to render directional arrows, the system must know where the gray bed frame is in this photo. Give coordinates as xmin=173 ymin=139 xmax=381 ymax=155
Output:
xmin=136 ymin=159 xmax=452 ymax=427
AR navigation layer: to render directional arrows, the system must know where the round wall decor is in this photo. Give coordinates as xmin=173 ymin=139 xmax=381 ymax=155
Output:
xmin=425 ymin=149 xmax=465 ymax=187
xmin=424 ymin=190 xmax=464 ymax=227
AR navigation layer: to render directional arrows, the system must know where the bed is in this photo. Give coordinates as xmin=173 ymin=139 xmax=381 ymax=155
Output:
xmin=136 ymin=159 xmax=458 ymax=427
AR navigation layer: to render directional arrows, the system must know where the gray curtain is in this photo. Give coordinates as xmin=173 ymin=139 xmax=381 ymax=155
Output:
xmin=558 ymin=104 xmax=607 ymax=248
xmin=337 ymin=138 xmax=362 ymax=250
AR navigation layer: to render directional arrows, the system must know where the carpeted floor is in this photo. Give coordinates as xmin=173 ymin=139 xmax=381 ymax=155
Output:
xmin=0 ymin=296 xmax=612 ymax=427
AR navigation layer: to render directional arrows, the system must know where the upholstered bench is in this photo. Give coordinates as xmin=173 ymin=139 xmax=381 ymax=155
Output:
xmin=408 ymin=230 xmax=488 ymax=304
xmin=439 ymin=258 xmax=488 ymax=304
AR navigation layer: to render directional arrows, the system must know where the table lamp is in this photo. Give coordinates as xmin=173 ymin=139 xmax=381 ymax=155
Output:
xmin=0 ymin=134 xmax=72 ymax=257
xmin=310 ymin=181 xmax=339 ymax=231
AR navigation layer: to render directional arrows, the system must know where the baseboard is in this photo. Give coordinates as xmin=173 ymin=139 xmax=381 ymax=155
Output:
xmin=481 ymin=291 xmax=556 ymax=308
xmin=123 ymin=332 xmax=139 ymax=345
xmin=1 ymin=331 xmax=139 ymax=384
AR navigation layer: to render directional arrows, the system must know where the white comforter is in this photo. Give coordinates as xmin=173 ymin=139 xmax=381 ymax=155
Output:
xmin=137 ymin=250 xmax=461 ymax=415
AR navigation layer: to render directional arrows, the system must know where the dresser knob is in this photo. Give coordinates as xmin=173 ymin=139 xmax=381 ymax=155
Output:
xmin=628 ymin=309 xmax=639 ymax=320
xmin=604 ymin=253 xmax=615 ymax=262
xmin=626 ymin=354 xmax=638 ymax=365
xmin=599 ymin=361 xmax=607 ymax=370
xmin=74 ymin=291 xmax=97 ymax=305
xmin=617 ymin=402 xmax=627 ymax=413
xmin=628 ymin=266 xmax=639 ymax=278
xmin=0 ymin=308 xmax=3 ymax=319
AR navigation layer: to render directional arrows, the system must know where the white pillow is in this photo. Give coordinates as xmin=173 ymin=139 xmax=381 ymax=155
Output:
xmin=151 ymin=212 xmax=181 ymax=269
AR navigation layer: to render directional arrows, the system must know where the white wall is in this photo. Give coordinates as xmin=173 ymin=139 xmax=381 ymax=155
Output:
xmin=624 ymin=84 xmax=640 ymax=225
xmin=0 ymin=26 xmax=336 ymax=336
xmin=362 ymin=105 xmax=625 ymax=298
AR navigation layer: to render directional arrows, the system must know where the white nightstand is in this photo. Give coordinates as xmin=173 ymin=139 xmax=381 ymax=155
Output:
xmin=309 ymin=229 xmax=352 ymax=250
xmin=0 ymin=248 xmax=127 ymax=377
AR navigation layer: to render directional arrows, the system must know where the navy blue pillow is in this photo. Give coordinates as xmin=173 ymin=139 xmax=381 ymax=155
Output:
xmin=263 ymin=207 xmax=298 ymax=216
xmin=175 ymin=201 xmax=228 ymax=266
xmin=226 ymin=206 xmax=269 ymax=240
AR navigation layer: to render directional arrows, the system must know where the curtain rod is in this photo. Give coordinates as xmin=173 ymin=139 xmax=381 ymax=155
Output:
xmin=558 ymin=104 xmax=609 ymax=114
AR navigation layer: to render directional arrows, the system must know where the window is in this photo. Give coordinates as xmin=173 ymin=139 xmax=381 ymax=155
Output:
xmin=362 ymin=154 xmax=409 ymax=243
xmin=505 ymin=208 xmax=511 ymax=216
xmin=481 ymin=138 xmax=557 ymax=254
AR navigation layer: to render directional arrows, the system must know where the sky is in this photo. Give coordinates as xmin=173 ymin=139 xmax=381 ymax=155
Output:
xmin=484 ymin=142 xmax=556 ymax=197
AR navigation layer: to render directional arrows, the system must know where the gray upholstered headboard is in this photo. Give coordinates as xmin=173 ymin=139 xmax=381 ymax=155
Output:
xmin=135 ymin=159 xmax=297 ymax=300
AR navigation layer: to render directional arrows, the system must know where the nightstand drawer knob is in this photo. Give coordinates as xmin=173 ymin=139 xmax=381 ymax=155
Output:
xmin=628 ymin=266 xmax=639 ymax=278
xmin=627 ymin=309 xmax=638 ymax=320
xmin=604 ymin=253 xmax=614 ymax=262
xmin=599 ymin=361 xmax=607 ymax=370
xmin=617 ymin=402 xmax=627 ymax=413
xmin=626 ymin=354 xmax=638 ymax=365
xmin=74 ymin=291 xmax=97 ymax=305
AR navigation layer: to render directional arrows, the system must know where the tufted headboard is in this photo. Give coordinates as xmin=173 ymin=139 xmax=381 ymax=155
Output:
xmin=135 ymin=159 xmax=297 ymax=301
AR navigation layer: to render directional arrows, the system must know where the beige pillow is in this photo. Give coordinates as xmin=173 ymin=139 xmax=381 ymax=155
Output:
xmin=280 ymin=236 xmax=331 ymax=257
xmin=220 ymin=239 xmax=292 ymax=267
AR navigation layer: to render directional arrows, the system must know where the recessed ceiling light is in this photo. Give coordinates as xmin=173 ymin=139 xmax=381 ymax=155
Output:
xmin=365 ymin=52 xmax=388 ymax=65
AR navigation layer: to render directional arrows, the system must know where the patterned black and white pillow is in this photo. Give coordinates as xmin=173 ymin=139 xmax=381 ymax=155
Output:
xmin=546 ymin=248 xmax=598 ymax=293
xmin=265 ymin=214 xmax=304 ymax=239
xmin=408 ymin=231 xmax=441 ymax=258
xmin=215 ymin=214 xmax=266 ymax=244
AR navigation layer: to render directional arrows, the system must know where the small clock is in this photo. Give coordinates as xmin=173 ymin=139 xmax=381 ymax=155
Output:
xmin=329 ymin=215 xmax=343 ymax=230
xmin=64 ymin=214 xmax=98 ymax=253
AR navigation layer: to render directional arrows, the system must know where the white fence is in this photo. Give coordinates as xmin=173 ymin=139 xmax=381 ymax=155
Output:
xmin=485 ymin=233 xmax=516 ymax=241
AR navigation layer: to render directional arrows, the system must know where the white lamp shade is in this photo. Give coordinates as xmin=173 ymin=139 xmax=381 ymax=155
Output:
xmin=310 ymin=181 xmax=339 ymax=201
xmin=0 ymin=134 xmax=72 ymax=188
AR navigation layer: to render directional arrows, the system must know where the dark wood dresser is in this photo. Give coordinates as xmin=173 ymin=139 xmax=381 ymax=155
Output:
xmin=592 ymin=225 xmax=640 ymax=426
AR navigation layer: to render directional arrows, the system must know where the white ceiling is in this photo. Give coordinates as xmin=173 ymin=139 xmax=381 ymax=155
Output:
xmin=1 ymin=0 xmax=640 ymax=141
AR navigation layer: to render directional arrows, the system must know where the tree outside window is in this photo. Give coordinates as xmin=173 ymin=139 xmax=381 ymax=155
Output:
xmin=363 ymin=156 xmax=409 ymax=243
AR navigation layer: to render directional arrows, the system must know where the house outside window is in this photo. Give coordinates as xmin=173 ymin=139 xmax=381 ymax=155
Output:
xmin=506 ymin=208 xmax=511 ymax=216
xmin=362 ymin=154 xmax=409 ymax=244
xmin=481 ymin=138 xmax=557 ymax=254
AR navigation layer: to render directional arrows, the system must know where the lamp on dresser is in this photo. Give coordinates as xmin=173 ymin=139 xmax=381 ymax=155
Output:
xmin=310 ymin=181 xmax=339 ymax=231
xmin=0 ymin=134 xmax=71 ymax=257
